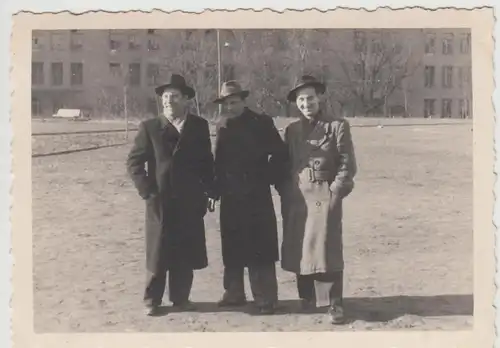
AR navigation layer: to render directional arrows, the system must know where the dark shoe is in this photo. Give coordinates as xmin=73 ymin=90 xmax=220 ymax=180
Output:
xmin=145 ymin=304 xmax=162 ymax=316
xmin=172 ymin=301 xmax=196 ymax=311
xmin=217 ymin=294 xmax=247 ymax=307
xmin=328 ymin=302 xmax=345 ymax=325
xmin=300 ymin=298 xmax=316 ymax=312
xmin=257 ymin=304 xmax=276 ymax=315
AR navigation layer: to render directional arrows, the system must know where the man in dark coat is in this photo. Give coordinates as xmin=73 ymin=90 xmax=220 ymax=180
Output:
xmin=210 ymin=81 xmax=289 ymax=314
xmin=126 ymin=74 xmax=215 ymax=316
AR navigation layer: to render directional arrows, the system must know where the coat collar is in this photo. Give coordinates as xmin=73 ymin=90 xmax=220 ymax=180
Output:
xmin=157 ymin=113 xmax=195 ymax=156
xmin=158 ymin=112 xmax=190 ymax=130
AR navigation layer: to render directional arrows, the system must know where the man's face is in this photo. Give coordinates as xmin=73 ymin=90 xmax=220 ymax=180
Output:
xmin=161 ymin=88 xmax=187 ymax=117
xmin=222 ymin=95 xmax=245 ymax=118
xmin=295 ymin=86 xmax=320 ymax=119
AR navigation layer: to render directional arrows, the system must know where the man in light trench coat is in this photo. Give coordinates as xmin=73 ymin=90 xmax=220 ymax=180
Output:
xmin=210 ymin=81 xmax=289 ymax=314
xmin=279 ymin=75 xmax=357 ymax=324
xmin=126 ymin=74 xmax=216 ymax=316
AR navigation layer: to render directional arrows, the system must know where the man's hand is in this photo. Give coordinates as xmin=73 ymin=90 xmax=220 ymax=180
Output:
xmin=207 ymin=198 xmax=217 ymax=212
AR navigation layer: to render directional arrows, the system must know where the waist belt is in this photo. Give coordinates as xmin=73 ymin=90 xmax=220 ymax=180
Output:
xmin=306 ymin=168 xmax=333 ymax=183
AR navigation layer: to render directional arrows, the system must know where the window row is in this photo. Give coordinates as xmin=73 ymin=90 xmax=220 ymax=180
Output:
xmin=424 ymin=65 xmax=471 ymax=89
xmin=353 ymin=31 xmax=471 ymax=55
xmin=33 ymin=29 xmax=199 ymax=52
xmin=424 ymin=32 xmax=471 ymax=55
xmin=31 ymin=62 xmax=83 ymax=86
xmin=423 ymin=98 xmax=471 ymax=119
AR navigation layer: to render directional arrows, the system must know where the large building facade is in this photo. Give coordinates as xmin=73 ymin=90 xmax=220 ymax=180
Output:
xmin=31 ymin=29 xmax=472 ymax=119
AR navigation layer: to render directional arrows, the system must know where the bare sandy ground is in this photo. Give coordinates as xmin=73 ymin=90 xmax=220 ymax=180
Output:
xmin=31 ymin=121 xmax=473 ymax=332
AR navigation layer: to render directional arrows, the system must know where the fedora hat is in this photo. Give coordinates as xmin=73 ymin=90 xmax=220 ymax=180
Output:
xmin=154 ymin=74 xmax=195 ymax=100
xmin=287 ymin=75 xmax=326 ymax=102
xmin=213 ymin=80 xmax=250 ymax=104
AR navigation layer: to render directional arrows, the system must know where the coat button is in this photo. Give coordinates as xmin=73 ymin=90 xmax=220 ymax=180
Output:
xmin=316 ymin=201 xmax=321 ymax=207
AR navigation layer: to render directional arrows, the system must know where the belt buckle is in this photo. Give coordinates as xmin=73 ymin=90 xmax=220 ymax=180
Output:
xmin=308 ymin=167 xmax=317 ymax=183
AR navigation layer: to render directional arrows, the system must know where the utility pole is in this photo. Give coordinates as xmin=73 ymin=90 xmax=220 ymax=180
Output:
xmin=216 ymin=29 xmax=222 ymax=116
xmin=123 ymin=84 xmax=129 ymax=140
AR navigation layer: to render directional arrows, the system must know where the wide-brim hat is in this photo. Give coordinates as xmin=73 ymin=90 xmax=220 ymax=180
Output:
xmin=213 ymin=80 xmax=250 ymax=104
xmin=154 ymin=74 xmax=195 ymax=100
xmin=287 ymin=75 xmax=326 ymax=102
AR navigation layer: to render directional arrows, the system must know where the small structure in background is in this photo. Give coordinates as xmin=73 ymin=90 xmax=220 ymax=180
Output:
xmin=52 ymin=108 xmax=91 ymax=121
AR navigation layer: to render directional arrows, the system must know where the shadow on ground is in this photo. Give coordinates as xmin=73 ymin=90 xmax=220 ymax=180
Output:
xmin=152 ymin=294 xmax=472 ymax=322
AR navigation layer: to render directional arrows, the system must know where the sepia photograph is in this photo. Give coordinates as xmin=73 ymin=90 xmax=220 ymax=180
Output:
xmin=30 ymin=26 xmax=474 ymax=332
xmin=9 ymin=7 xmax=495 ymax=348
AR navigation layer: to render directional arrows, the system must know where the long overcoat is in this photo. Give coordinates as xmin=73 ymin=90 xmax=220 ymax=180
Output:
xmin=280 ymin=113 xmax=357 ymax=275
xmin=126 ymin=114 xmax=215 ymax=274
xmin=214 ymin=107 xmax=289 ymax=267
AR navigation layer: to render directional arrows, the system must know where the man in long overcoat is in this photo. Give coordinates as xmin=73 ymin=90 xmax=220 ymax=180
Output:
xmin=126 ymin=74 xmax=215 ymax=316
xmin=279 ymin=75 xmax=357 ymax=324
xmin=211 ymin=81 xmax=289 ymax=314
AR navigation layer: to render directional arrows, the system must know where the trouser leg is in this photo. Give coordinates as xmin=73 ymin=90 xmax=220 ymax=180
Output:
xmin=220 ymin=266 xmax=246 ymax=302
xmin=144 ymin=271 xmax=167 ymax=307
xmin=296 ymin=273 xmax=315 ymax=301
xmin=248 ymin=263 xmax=278 ymax=307
xmin=167 ymin=267 xmax=194 ymax=305
xmin=329 ymin=271 xmax=343 ymax=304
xmin=312 ymin=271 xmax=343 ymax=307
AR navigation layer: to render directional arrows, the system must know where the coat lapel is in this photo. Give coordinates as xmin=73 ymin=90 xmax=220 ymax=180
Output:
xmin=296 ymin=114 xmax=331 ymax=171
xmin=158 ymin=117 xmax=178 ymax=155
xmin=172 ymin=114 xmax=193 ymax=157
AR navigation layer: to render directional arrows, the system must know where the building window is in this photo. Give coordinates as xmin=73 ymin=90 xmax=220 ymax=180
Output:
xmin=459 ymin=98 xmax=471 ymax=118
xmin=460 ymin=33 xmax=471 ymax=54
xmin=109 ymin=62 xmax=122 ymax=77
xmin=371 ymin=31 xmax=383 ymax=54
xmin=441 ymin=99 xmax=452 ymax=118
xmin=128 ymin=35 xmax=141 ymax=50
xmin=457 ymin=66 xmax=472 ymax=88
xmin=32 ymin=34 xmax=44 ymax=50
xmin=354 ymin=63 xmax=364 ymax=77
xmin=204 ymin=64 xmax=216 ymax=80
xmin=32 ymin=62 xmax=44 ymax=85
xmin=147 ymin=64 xmax=160 ymax=86
xmin=70 ymin=31 xmax=83 ymax=51
xmin=442 ymin=33 xmax=454 ymax=55
xmin=50 ymin=33 xmax=65 ymax=51
xmin=147 ymin=97 xmax=158 ymax=115
xmin=128 ymin=63 xmax=141 ymax=86
xmin=147 ymin=37 xmax=160 ymax=51
xmin=442 ymin=66 xmax=454 ymax=88
xmin=424 ymin=65 xmax=435 ymax=88
xmin=51 ymin=62 xmax=63 ymax=86
xmin=353 ymin=30 xmax=367 ymax=53
xmin=425 ymin=33 xmax=436 ymax=54
xmin=424 ymin=99 xmax=435 ymax=118
xmin=222 ymin=64 xmax=235 ymax=81
xmin=31 ymin=97 xmax=42 ymax=116
xmin=70 ymin=62 xmax=83 ymax=85
xmin=466 ymin=66 xmax=472 ymax=84
xmin=52 ymin=100 xmax=64 ymax=114
xmin=109 ymin=32 xmax=124 ymax=51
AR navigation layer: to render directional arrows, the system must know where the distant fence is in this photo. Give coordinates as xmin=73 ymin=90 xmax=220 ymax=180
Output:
xmin=31 ymin=117 xmax=472 ymax=158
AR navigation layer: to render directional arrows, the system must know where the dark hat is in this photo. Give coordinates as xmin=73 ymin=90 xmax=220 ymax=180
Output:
xmin=154 ymin=74 xmax=195 ymax=99
xmin=213 ymin=80 xmax=250 ymax=104
xmin=287 ymin=75 xmax=326 ymax=102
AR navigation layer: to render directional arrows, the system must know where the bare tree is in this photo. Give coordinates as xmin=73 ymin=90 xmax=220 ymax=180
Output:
xmin=330 ymin=30 xmax=420 ymax=117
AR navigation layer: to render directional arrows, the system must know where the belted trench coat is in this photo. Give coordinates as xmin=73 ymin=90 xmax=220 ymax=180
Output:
xmin=126 ymin=114 xmax=215 ymax=274
xmin=280 ymin=113 xmax=357 ymax=275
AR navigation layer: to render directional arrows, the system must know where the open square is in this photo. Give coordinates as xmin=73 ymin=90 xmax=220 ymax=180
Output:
xmin=31 ymin=118 xmax=473 ymax=332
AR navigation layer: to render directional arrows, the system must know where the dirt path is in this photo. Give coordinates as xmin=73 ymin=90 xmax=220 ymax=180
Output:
xmin=32 ymin=124 xmax=473 ymax=332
